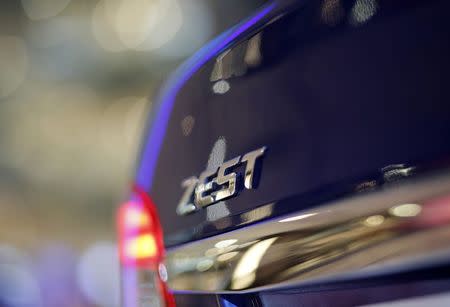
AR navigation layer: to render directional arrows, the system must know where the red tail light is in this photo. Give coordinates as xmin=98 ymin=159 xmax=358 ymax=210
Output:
xmin=117 ymin=185 xmax=175 ymax=307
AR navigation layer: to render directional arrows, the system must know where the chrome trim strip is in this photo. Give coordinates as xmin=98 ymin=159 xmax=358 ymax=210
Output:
xmin=165 ymin=172 xmax=450 ymax=292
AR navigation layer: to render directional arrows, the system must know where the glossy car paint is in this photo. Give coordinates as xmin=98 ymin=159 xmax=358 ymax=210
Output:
xmin=130 ymin=0 xmax=450 ymax=305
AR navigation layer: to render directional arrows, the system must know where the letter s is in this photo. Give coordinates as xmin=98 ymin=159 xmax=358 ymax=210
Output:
xmin=215 ymin=156 xmax=240 ymax=202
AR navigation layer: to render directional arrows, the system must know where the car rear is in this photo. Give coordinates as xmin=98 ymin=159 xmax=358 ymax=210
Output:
xmin=117 ymin=0 xmax=450 ymax=306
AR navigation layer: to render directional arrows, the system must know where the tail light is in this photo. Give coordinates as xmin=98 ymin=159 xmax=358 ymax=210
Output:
xmin=117 ymin=185 xmax=175 ymax=307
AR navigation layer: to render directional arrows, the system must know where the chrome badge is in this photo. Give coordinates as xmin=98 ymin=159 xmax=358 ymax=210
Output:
xmin=176 ymin=147 xmax=266 ymax=215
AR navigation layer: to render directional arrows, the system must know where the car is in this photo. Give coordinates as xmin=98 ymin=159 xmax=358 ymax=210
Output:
xmin=116 ymin=0 xmax=450 ymax=306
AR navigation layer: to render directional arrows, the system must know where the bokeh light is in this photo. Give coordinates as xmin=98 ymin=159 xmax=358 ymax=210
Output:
xmin=320 ymin=0 xmax=344 ymax=26
xmin=92 ymin=0 xmax=127 ymax=52
xmin=349 ymin=0 xmax=378 ymax=26
xmin=181 ymin=115 xmax=196 ymax=136
xmin=21 ymin=0 xmax=71 ymax=20
xmin=92 ymin=0 xmax=192 ymax=51
xmin=150 ymin=0 xmax=214 ymax=59
xmin=212 ymin=80 xmax=231 ymax=94
xmin=0 ymin=36 xmax=28 ymax=99
xmin=76 ymin=242 xmax=120 ymax=307
xmin=0 ymin=246 xmax=41 ymax=307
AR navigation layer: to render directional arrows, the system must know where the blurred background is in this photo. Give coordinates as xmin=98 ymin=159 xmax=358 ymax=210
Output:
xmin=0 ymin=0 xmax=264 ymax=306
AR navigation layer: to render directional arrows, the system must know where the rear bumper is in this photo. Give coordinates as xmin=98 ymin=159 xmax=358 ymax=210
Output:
xmin=166 ymin=170 xmax=450 ymax=305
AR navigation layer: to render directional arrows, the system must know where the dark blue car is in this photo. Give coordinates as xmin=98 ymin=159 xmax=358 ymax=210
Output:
xmin=117 ymin=0 xmax=450 ymax=305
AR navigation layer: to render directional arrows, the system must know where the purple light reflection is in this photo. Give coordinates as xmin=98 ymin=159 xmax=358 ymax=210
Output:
xmin=135 ymin=3 xmax=277 ymax=191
